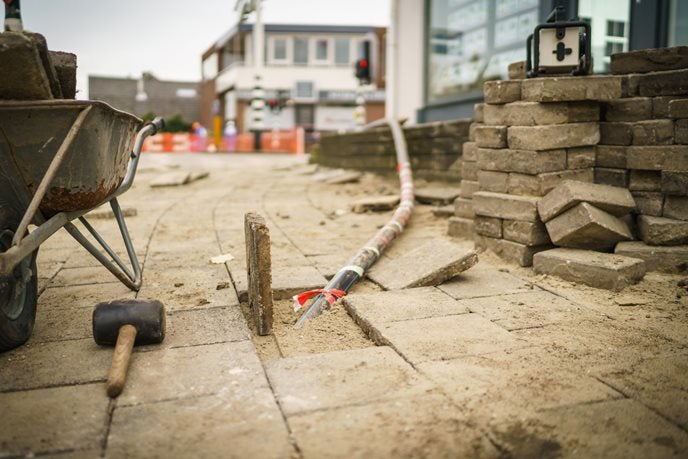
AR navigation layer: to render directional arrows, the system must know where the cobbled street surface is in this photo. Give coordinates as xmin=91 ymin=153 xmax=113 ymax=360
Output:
xmin=1 ymin=152 xmax=687 ymax=458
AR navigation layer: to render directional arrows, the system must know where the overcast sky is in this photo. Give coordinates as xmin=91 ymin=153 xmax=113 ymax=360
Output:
xmin=20 ymin=0 xmax=390 ymax=99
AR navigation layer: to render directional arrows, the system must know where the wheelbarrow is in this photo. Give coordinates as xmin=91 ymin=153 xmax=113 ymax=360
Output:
xmin=0 ymin=99 xmax=164 ymax=351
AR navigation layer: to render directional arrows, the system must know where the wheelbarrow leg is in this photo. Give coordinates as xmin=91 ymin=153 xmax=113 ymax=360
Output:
xmin=63 ymin=197 xmax=142 ymax=291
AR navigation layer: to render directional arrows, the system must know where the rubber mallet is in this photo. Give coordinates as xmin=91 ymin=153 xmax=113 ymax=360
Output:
xmin=92 ymin=299 xmax=166 ymax=398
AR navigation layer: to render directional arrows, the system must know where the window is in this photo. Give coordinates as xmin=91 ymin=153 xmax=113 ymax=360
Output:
xmin=334 ymin=38 xmax=350 ymax=65
xmin=315 ymin=39 xmax=329 ymax=61
xmin=295 ymin=81 xmax=315 ymax=99
xmin=273 ymin=38 xmax=287 ymax=60
xmin=294 ymin=38 xmax=309 ymax=65
xmin=605 ymin=41 xmax=624 ymax=56
xmin=607 ymin=20 xmax=625 ymax=37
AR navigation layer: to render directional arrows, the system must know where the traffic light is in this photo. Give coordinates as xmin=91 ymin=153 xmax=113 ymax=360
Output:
xmin=354 ymin=41 xmax=371 ymax=84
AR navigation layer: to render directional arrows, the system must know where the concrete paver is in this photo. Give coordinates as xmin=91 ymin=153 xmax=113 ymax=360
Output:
xmin=1 ymin=153 xmax=686 ymax=457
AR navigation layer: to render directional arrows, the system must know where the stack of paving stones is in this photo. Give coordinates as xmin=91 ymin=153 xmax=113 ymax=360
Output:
xmin=0 ymin=31 xmax=77 ymax=100
xmin=317 ymin=119 xmax=471 ymax=182
xmin=447 ymin=104 xmax=483 ymax=239
xmin=599 ymin=46 xmax=688 ymax=273
xmin=468 ymin=76 xmax=608 ymax=267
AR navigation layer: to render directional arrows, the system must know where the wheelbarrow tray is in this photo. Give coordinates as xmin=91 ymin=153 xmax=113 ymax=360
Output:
xmin=0 ymin=99 xmax=142 ymax=215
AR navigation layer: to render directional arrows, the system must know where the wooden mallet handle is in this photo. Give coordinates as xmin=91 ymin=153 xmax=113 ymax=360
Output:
xmin=106 ymin=324 xmax=137 ymax=398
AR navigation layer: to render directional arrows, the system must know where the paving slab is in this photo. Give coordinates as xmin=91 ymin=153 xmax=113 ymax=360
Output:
xmin=49 ymin=50 xmax=77 ymax=99
xmin=661 ymin=171 xmax=688 ymax=196
xmin=473 ymin=191 xmax=540 ymax=222
xmin=431 ymin=204 xmax=454 ymax=218
xmin=490 ymin=399 xmax=688 ymax=458
xmin=611 ymin=45 xmax=688 ymax=74
xmin=289 ymin=394 xmax=500 ymax=459
xmin=664 ymin=195 xmax=688 ymax=221
xmin=343 ymin=287 xmax=469 ymax=324
xmin=162 ymin=306 xmax=250 ymax=348
xmin=351 ymin=195 xmax=399 ymax=213
xmin=0 ymin=31 xmax=54 ymax=99
xmin=418 ymin=347 xmax=621 ymax=424
xmin=265 ymin=346 xmax=435 ymax=416
xmin=367 ymin=239 xmax=478 ymax=289
xmin=638 ymin=215 xmax=688 ymax=246
xmin=483 ymin=101 xmax=599 ymax=126
xmin=537 ymin=180 xmax=636 ymax=222
xmin=0 ymin=384 xmax=108 ymax=457
xmin=474 ymin=215 xmax=502 ymax=238
xmin=117 ymin=340 xmax=269 ymax=407
xmin=372 ymin=313 xmax=526 ymax=365
xmin=483 ymin=79 xmax=521 ymax=104
xmin=507 ymin=168 xmax=594 ymax=197
xmin=475 ymin=235 xmax=552 ymax=267
xmin=533 ymin=248 xmax=646 ymax=291
xmin=324 ymin=170 xmax=362 ymax=184
xmin=508 ymin=122 xmax=600 ymax=151
xmin=629 ymin=169 xmax=662 ymax=191
xmin=107 ymin=392 xmax=293 ymax=459
xmin=502 ymin=219 xmax=551 ymax=246
xmin=149 ymin=171 xmax=191 ymax=187
xmin=600 ymin=121 xmax=633 ymax=145
xmin=438 ymin=262 xmax=534 ymax=299
xmin=457 ymin=290 xmax=584 ymax=331
xmin=615 ymin=241 xmax=688 ymax=273
xmin=473 ymin=125 xmax=508 ymax=148
xmin=521 ymin=75 xmax=624 ymax=102
xmin=414 ymin=187 xmax=461 ymax=205
xmin=447 ymin=216 xmax=474 ymax=238
xmin=603 ymin=97 xmax=653 ymax=122
xmin=545 ymin=202 xmax=633 ymax=250
xmin=633 ymin=191 xmax=665 ymax=216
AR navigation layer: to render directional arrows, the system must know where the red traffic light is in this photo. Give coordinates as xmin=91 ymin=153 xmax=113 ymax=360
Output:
xmin=359 ymin=59 xmax=368 ymax=68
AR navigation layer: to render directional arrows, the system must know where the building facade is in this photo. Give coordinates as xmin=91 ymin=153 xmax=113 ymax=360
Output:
xmin=200 ymin=23 xmax=386 ymax=138
xmin=388 ymin=0 xmax=688 ymax=123
xmin=89 ymin=73 xmax=200 ymax=123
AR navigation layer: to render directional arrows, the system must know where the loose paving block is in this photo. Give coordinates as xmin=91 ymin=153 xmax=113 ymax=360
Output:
xmin=453 ymin=197 xmax=475 ymax=218
xmin=507 ymin=123 xmax=599 ymax=151
xmin=615 ymin=241 xmax=688 ymax=273
xmin=163 ymin=306 xmax=250 ymax=348
xmin=508 ymin=61 xmax=527 ymax=79
xmin=502 ymin=219 xmax=551 ymax=246
xmin=473 ymin=125 xmax=508 ymax=148
xmin=483 ymin=79 xmax=521 ymax=104
xmin=432 ymin=205 xmax=454 ymax=218
xmin=49 ymin=50 xmax=77 ymax=99
xmin=244 ymin=213 xmax=272 ymax=335
xmin=460 ymin=180 xmax=479 ymax=199
xmin=343 ymin=287 xmax=469 ymax=325
xmin=664 ymin=195 xmax=688 ymax=221
xmin=595 ymin=167 xmax=629 ymax=188
xmin=638 ymin=215 xmax=688 ymax=245
xmin=596 ymin=145 xmax=628 ymax=168
xmin=475 ymin=235 xmax=551 ymax=267
xmin=473 ymin=103 xmax=485 ymax=122
xmin=626 ymin=145 xmax=688 ymax=170
xmin=367 ymin=239 xmax=478 ymax=290
xmin=521 ymin=75 xmax=624 ymax=102
xmin=611 ymin=45 xmax=688 ymax=74
xmin=631 ymin=119 xmax=674 ymax=145
xmin=653 ymin=95 xmax=688 ymax=118
xmin=265 ymin=346 xmax=435 ymax=415
xmin=483 ymin=101 xmax=599 ymax=126
xmin=537 ymin=180 xmax=636 ymax=222
xmin=603 ymin=97 xmax=652 ymax=122
xmin=0 ymin=32 xmax=54 ymax=99
xmin=636 ymin=67 xmax=688 ymax=96
xmin=669 ymin=98 xmax=688 ymax=118
xmin=478 ymin=170 xmax=508 ymax=193
xmin=507 ymin=168 xmax=594 ymax=197
xmin=87 ymin=205 xmax=137 ymax=219
xmin=545 ymin=202 xmax=633 ymax=251
xmin=474 ymin=215 xmax=502 ymax=238
xmin=461 ymin=160 xmax=478 ymax=181
xmin=599 ymin=122 xmax=633 ymax=145
xmin=468 ymin=121 xmax=481 ymax=141
xmin=0 ymin=384 xmax=108 ymax=457
xmin=633 ymin=191 xmax=664 ymax=216
xmin=473 ymin=191 xmax=540 ymax=222
xmin=533 ymin=248 xmax=646 ymax=291
xmin=477 ymin=147 xmax=567 ymax=174
xmin=567 ymin=146 xmax=596 ymax=169
xmin=447 ymin=216 xmax=474 ymax=238
xmin=415 ymin=187 xmax=461 ymax=205
xmin=351 ymin=195 xmax=399 ymax=213
xmin=289 ymin=394 xmax=498 ymax=459
xmin=661 ymin=171 xmax=688 ymax=195
xmin=325 ymin=170 xmax=362 ymax=184
xmin=438 ymin=262 xmax=533 ymax=299
xmin=629 ymin=170 xmax=661 ymax=191
xmin=676 ymin=119 xmax=688 ymax=144
xmin=462 ymin=141 xmax=478 ymax=161
xmin=149 ymin=171 xmax=191 ymax=187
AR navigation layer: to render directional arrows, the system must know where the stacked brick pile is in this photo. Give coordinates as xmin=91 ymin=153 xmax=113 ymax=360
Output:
xmin=447 ymin=104 xmax=483 ymax=238
xmin=466 ymin=76 xmax=623 ymax=266
xmin=0 ymin=31 xmax=77 ymax=100
xmin=317 ymin=119 xmax=471 ymax=182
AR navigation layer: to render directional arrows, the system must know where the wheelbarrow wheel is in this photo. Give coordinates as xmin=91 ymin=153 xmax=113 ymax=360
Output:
xmin=0 ymin=204 xmax=38 ymax=352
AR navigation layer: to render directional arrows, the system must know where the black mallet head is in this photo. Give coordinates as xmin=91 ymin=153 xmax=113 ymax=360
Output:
xmin=92 ymin=299 xmax=166 ymax=346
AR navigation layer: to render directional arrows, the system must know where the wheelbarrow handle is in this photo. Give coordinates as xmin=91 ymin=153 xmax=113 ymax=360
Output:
xmin=148 ymin=117 xmax=165 ymax=135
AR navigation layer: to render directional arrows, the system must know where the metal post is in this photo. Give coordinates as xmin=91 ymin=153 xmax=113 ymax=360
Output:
xmin=250 ymin=0 xmax=265 ymax=151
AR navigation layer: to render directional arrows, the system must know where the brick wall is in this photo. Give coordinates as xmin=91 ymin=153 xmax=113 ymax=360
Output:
xmin=316 ymin=119 xmax=471 ymax=182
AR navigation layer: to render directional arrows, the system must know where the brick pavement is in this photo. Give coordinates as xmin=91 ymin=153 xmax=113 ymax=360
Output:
xmin=1 ymin=153 xmax=686 ymax=458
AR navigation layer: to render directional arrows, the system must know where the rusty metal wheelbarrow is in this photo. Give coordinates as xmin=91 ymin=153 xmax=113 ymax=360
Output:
xmin=0 ymin=100 xmax=164 ymax=351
